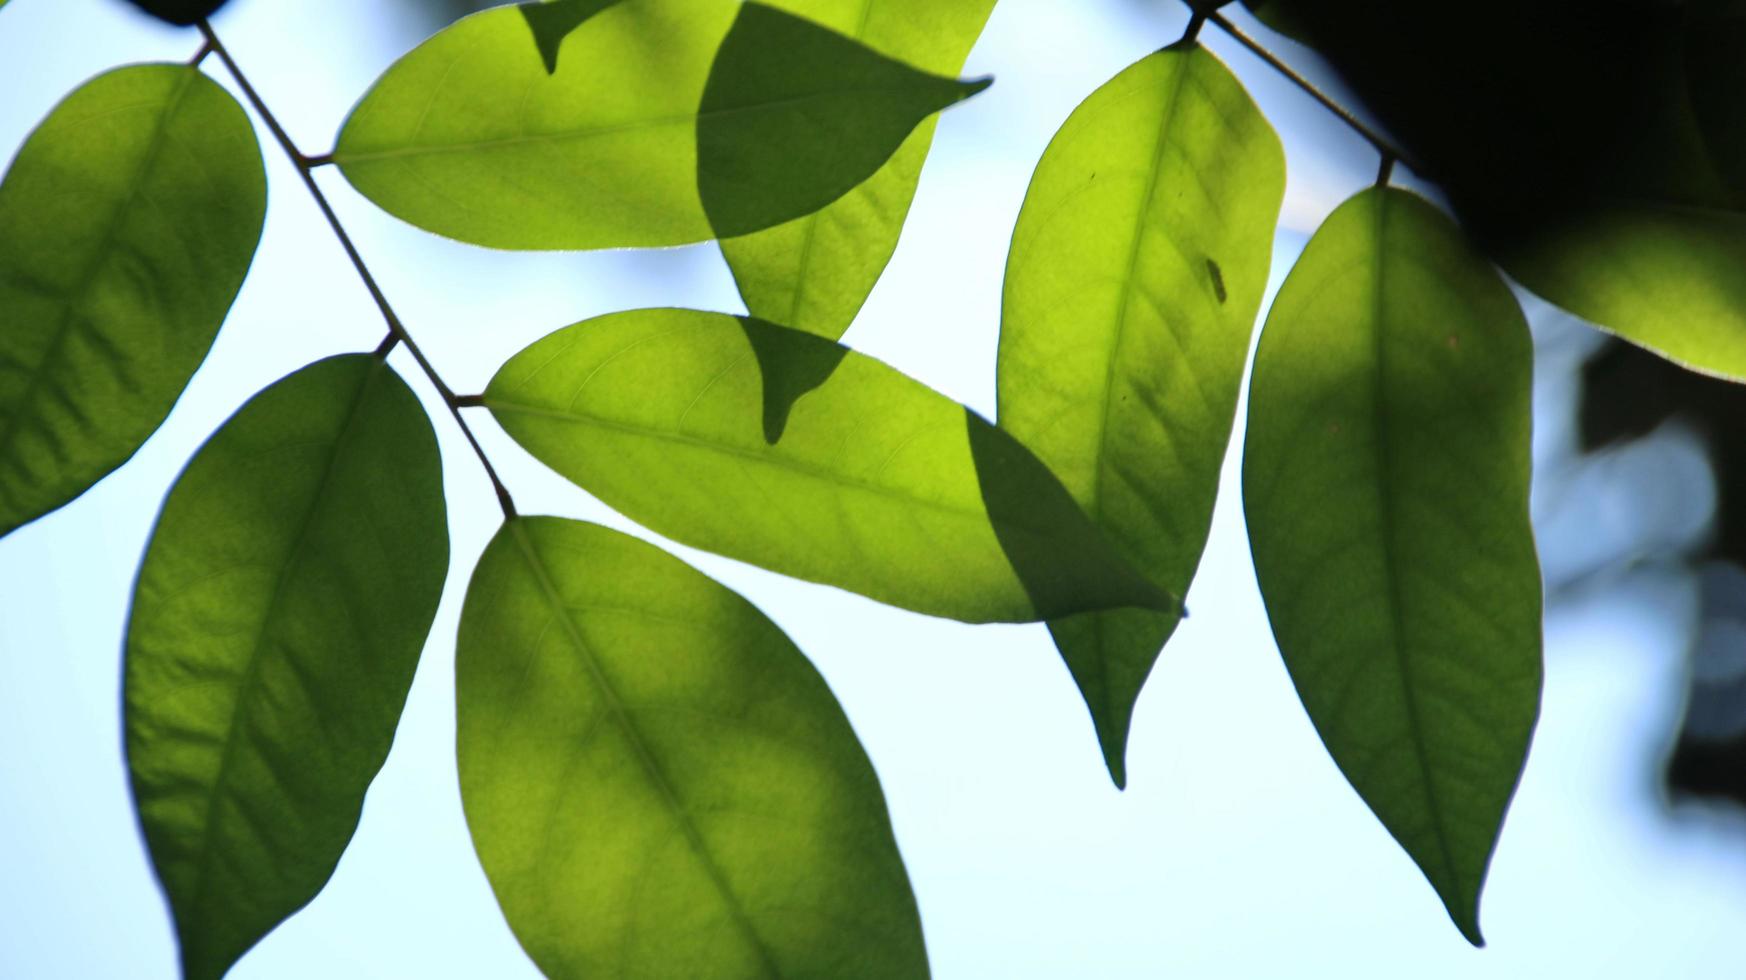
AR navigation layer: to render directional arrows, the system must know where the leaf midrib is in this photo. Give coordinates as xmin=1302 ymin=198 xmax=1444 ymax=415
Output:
xmin=486 ymin=395 xmax=1081 ymax=543
xmin=0 ymin=69 xmax=196 ymax=474
xmin=181 ymin=361 xmax=382 ymax=931
xmin=1366 ymin=191 xmax=1464 ymax=913
xmin=337 ymin=80 xmax=957 ymax=166
xmin=506 ymin=520 xmax=781 ymax=978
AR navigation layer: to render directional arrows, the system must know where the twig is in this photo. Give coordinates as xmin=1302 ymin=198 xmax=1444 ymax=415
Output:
xmin=1205 ymin=9 xmax=1420 ymax=175
xmin=196 ymin=19 xmax=518 ymax=519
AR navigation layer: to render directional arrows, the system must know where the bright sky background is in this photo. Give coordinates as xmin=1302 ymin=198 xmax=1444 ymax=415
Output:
xmin=3 ymin=0 xmax=1746 ymax=977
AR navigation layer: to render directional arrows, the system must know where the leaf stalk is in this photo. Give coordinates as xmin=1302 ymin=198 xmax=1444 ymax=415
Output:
xmin=195 ymin=19 xmax=517 ymax=520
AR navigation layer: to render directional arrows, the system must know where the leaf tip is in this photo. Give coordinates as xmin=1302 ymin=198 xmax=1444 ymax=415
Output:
xmin=960 ymin=74 xmax=995 ymax=100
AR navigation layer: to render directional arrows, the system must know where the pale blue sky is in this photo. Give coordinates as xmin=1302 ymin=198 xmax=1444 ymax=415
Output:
xmin=2 ymin=1 xmax=1744 ymax=977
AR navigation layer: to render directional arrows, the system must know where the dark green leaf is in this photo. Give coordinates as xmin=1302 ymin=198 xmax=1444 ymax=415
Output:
xmin=0 ymin=64 xmax=265 ymax=537
xmin=123 ymin=0 xmax=229 ymax=25
xmin=459 ymin=516 xmax=927 ymax=978
xmin=126 ymin=355 xmax=448 ymax=980
xmin=1242 ymin=188 xmax=1541 ymax=945
xmin=334 ymin=0 xmax=987 ymax=250
xmin=718 ymin=0 xmax=996 ymax=337
xmin=482 ymin=308 xmax=1173 ymax=623
xmin=998 ymin=44 xmax=1284 ymax=787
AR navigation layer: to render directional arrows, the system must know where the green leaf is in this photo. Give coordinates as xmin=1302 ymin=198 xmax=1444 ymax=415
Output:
xmin=1496 ymin=206 xmax=1746 ymax=380
xmin=1242 ymin=188 xmax=1541 ymax=945
xmin=334 ymin=0 xmax=988 ymax=250
xmin=482 ymin=308 xmax=1172 ymax=623
xmin=998 ymin=44 xmax=1284 ymax=788
xmin=459 ymin=516 xmax=927 ymax=978
xmin=126 ymin=355 xmax=449 ymax=980
xmin=0 ymin=64 xmax=265 ymax=537
xmin=720 ymin=0 xmax=997 ymax=338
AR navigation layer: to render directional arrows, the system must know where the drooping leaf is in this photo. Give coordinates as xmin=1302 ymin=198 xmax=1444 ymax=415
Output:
xmin=126 ymin=355 xmax=448 ymax=980
xmin=719 ymin=0 xmax=997 ymax=338
xmin=334 ymin=0 xmax=988 ymax=250
xmin=1242 ymin=188 xmax=1542 ymax=945
xmin=123 ymin=0 xmax=229 ymax=25
xmin=482 ymin=308 xmax=1172 ymax=623
xmin=1240 ymin=0 xmax=1746 ymax=379
xmin=997 ymin=44 xmax=1284 ymax=787
xmin=459 ymin=516 xmax=927 ymax=978
xmin=0 ymin=64 xmax=265 ymax=537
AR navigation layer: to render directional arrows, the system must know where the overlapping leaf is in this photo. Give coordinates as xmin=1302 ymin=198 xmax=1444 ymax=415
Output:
xmin=998 ymin=44 xmax=1284 ymax=786
xmin=459 ymin=516 xmax=927 ymax=978
xmin=126 ymin=355 xmax=448 ymax=980
xmin=0 ymin=64 xmax=264 ymax=537
xmin=334 ymin=0 xmax=987 ymax=250
xmin=721 ymin=0 xmax=997 ymax=338
xmin=481 ymin=308 xmax=1172 ymax=623
xmin=1242 ymin=188 xmax=1541 ymax=945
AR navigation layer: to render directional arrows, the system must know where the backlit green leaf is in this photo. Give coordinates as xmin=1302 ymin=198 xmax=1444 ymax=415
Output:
xmin=459 ymin=516 xmax=926 ymax=978
xmin=126 ymin=355 xmax=448 ymax=980
xmin=1497 ymin=207 xmax=1746 ymax=380
xmin=720 ymin=0 xmax=996 ymax=338
xmin=998 ymin=44 xmax=1284 ymax=787
xmin=334 ymin=0 xmax=987 ymax=250
xmin=0 ymin=64 xmax=265 ymax=537
xmin=482 ymin=308 xmax=1172 ymax=623
xmin=1242 ymin=188 xmax=1541 ymax=945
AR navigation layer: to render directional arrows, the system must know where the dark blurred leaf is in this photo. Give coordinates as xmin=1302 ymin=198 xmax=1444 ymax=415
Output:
xmin=0 ymin=65 xmax=264 ymax=537
xmin=1243 ymin=188 xmax=1541 ymax=945
xmin=997 ymin=43 xmax=1284 ymax=786
xmin=123 ymin=0 xmax=229 ymax=25
xmin=459 ymin=516 xmax=927 ymax=978
xmin=482 ymin=308 xmax=1174 ymax=623
xmin=335 ymin=0 xmax=987 ymax=249
xmin=719 ymin=0 xmax=997 ymax=338
xmin=1242 ymin=0 xmax=1746 ymax=379
xmin=126 ymin=355 xmax=448 ymax=980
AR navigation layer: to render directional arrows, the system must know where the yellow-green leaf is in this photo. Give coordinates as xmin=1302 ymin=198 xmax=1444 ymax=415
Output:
xmin=126 ymin=355 xmax=448 ymax=980
xmin=998 ymin=43 xmax=1284 ymax=787
xmin=482 ymin=308 xmax=1172 ymax=623
xmin=459 ymin=516 xmax=927 ymax=978
xmin=1242 ymin=188 xmax=1542 ymax=945
xmin=334 ymin=0 xmax=987 ymax=250
xmin=0 ymin=64 xmax=265 ymax=536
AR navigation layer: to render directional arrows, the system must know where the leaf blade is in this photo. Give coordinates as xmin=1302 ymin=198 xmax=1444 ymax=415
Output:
xmin=484 ymin=308 xmax=1171 ymax=623
xmin=997 ymin=44 xmax=1285 ymax=785
xmin=719 ymin=0 xmax=997 ymax=338
xmin=1242 ymin=188 xmax=1541 ymax=945
xmin=125 ymin=355 xmax=449 ymax=980
xmin=334 ymin=0 xmax=986 ymax=250
xmin=0 ymin=64 xmax=265 ymax=536
xmin=459 ymin=516 xmax=928 ymax=979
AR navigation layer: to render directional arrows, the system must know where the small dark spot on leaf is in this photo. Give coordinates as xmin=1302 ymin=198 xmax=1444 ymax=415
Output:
xmin=1447 ymin=334 xmax=1461 ymax=350
xmin=1205 ymin=258 xmax=1227 ymax=304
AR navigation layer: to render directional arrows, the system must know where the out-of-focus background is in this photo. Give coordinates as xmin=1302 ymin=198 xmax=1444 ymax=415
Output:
xmin=3 ymin=0 xmax=1744 ymax=976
